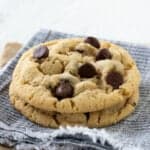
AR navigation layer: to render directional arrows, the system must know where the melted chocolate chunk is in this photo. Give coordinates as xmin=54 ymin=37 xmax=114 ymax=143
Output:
xmin=84 ymin=37 xmax=100 ymax=48
xmin=78 ymin=63 xmax=97 ymax=78
xmin=54 ymin=80 xmax=74 ymax=99
xmin=106 ymin=71 xmax=123 ymax=89
xmin=33 ymin=46 xmax=49 ymax=59
xmin=96 ymin=48 xmax=112 ymax=61
xmin=84 ymin=112 xmax=90 ymax=121
xmin=75 ymin=49 xmax=84 ymax=53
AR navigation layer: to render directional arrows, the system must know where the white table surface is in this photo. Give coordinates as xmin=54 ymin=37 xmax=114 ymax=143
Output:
xmin=0 ymin=0 xmax=150 ymax=51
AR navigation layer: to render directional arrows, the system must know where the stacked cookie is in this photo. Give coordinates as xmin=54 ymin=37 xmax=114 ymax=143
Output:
xmin=9 ymin=37 xmax=141 ymax=128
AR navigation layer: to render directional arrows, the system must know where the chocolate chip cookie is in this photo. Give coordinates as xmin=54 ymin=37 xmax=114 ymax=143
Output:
xmin=9 ymin=38 xmax=141 ymax=113
xmin=10 ymin=88 xmax=139 ymax=128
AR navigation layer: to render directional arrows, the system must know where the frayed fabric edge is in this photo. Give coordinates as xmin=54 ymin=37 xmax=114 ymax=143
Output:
xmin=0 ymin=123 xmax=141 ymax=150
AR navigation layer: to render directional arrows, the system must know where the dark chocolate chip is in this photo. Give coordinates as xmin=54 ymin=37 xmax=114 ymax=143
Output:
xmin=84 ymin=112 xmax=90 ymax=121
xmin=33 ymin=46 xmax=49 ymax=59
xmin=96 ymin=48 xmax=112 ymax=61
xmin=106 ymin=71 xmax=123 ymax=89
xmin=84 ymin=37 xmax=100 ymax=48
xmin=54 ymin=80 xmax=74 ymax=99
xmin=75 ymin=49 xmax=84 ymax=53
xmin=78 ymin=63 xmax=97 ymax=78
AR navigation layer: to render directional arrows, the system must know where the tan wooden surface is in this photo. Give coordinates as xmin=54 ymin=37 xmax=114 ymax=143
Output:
xmin=0 ymin=145 xmax=12 ymax=150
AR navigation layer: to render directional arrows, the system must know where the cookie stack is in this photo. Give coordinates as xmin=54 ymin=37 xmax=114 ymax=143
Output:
xmin=9 ymin=37 xmax=141 ymax=128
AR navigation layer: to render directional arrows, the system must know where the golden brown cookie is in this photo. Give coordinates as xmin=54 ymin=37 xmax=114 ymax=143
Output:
xmin=9 ymin=38 xmax=140 ymax=113
xmin=10 ymin=89 xmax=139 ymax=128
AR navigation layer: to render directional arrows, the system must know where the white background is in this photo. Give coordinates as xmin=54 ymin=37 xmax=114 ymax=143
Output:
xmin=0 ymin=0 xmax=150 ymax=50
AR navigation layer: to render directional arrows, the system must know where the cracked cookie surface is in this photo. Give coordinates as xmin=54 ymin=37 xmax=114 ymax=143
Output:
xmin=9 ymin=38 xmax=141 ymax=113
xmin=10 ymin=89 xmax=139 ymax=128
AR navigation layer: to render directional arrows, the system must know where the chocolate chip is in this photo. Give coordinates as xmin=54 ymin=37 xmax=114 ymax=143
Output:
xmin=33 ymin=46 xmax=49 ymax=59
xmin=78 ymin=63 xmax=97 ymax=78
xmin=75 ymin=49 xmax=84 ymax=53
xmin=84 ymin=37 xmax=100 ymax=48
xmin=106 ymin=71 xmax=123 ymax=89
xmin=96 ymin=48 xmax=112 ymax=61
xmin=54 ymin=80 xmax=74 ymax=99
xmin=84 ymin=112 xmax=90 ymax=121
